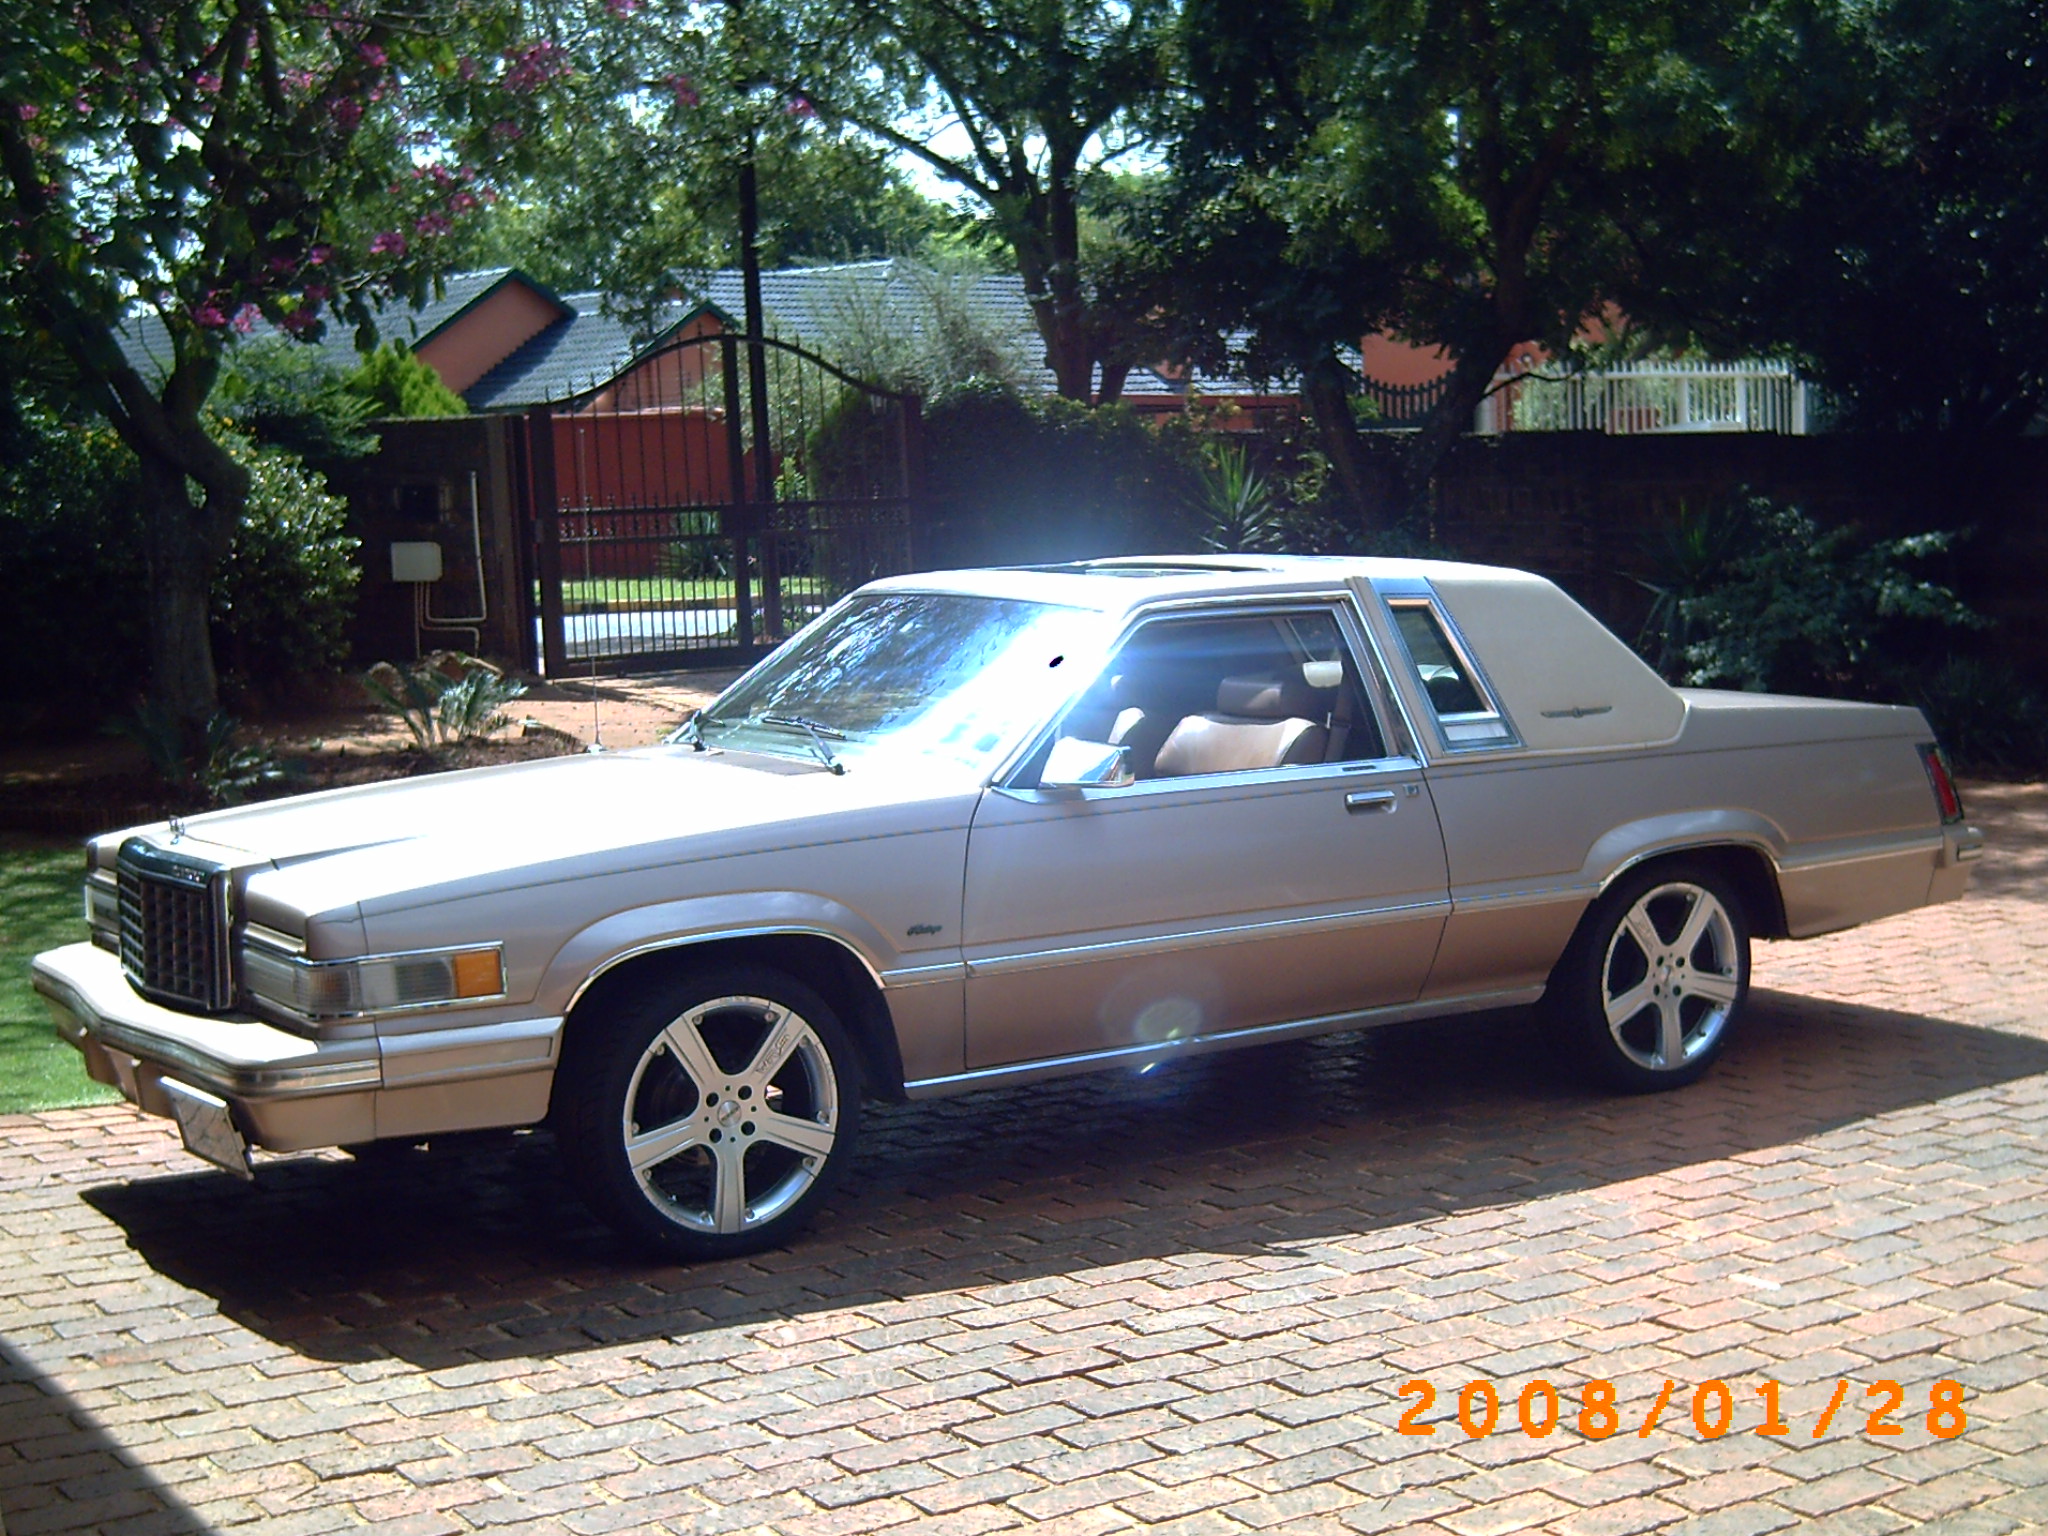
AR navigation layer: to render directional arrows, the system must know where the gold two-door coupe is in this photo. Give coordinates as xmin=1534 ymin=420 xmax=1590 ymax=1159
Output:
xmin=36 ymin=557 xmax=1981 ymax=1258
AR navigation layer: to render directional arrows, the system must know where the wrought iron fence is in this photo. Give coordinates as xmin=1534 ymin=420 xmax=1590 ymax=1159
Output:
xmin=523 ymin=332 xmax=921 ymax=672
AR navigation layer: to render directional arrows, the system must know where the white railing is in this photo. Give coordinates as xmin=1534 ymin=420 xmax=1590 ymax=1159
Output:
xmin=1474 ymin=358 xmax=1814 ymax=436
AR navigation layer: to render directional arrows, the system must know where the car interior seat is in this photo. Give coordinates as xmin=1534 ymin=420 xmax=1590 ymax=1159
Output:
xmin=1151 ymin=674 xmax=1333 ymax=777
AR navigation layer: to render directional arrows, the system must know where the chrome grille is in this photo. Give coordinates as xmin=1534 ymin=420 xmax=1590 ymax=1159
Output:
xmin=116 ymin=839 xmax=232 ymax=1013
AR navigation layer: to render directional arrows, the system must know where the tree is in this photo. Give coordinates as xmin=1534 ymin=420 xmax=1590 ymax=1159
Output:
xmin=786 ymin=0 xmax=1175 ymax=402
xmin=465 ymin=117 xmax=953 ymax=295
xmin=1145 ymin=0 xmax=1800 ymax=529
xmin=1643 ymin=0 xmax=2048 ymax=432
xmin=0 ymin=0 xmax=556 ymax=729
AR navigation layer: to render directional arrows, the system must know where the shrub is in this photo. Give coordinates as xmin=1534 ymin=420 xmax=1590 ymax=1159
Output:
xmin=1192 ymin=443 xmax=1285 ymax=554
xmin=210 ymin=439 xmax=363 ymax=710
xmin=213 ymin=337 xmax=378 ymax=467
xmin=1908 ymin=656 xmax=2048 ymax=778
xmin=1638 ymin=492 xmax=1983 ymax=697
xmin=343 ymin=340 xmax=469 ymax=418
xmin=0 ymin=404 xmax=148 ymax=733
xmin=922 ymin=385 xmax=1203 ymax=564
xmin=0 ymin=395 xmax=361 ymax=734
xmin=364 ymin=653 xmax=527 ymax=753
xmin=108 ymin=706 xmax=291 ymax=807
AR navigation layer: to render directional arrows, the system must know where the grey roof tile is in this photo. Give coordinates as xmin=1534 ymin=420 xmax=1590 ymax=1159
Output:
xmin=114 ymin=260 xmax=1309 ymax=408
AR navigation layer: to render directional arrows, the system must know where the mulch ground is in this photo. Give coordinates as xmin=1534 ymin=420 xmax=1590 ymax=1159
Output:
xmin=0 ymin=669 xmax=738 ymax=838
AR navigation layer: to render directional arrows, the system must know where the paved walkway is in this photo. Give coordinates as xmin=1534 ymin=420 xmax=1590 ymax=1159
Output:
xmin=4 ymin=785 xmax=2047 ymax=1536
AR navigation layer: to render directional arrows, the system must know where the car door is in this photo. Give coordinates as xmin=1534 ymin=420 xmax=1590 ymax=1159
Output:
xmin=959 ymin=599 xmax=1452 ymax=1070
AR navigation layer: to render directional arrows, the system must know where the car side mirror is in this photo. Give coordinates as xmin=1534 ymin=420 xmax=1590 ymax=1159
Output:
xmin=1039 ymin=737 xmax=1135 ymax=791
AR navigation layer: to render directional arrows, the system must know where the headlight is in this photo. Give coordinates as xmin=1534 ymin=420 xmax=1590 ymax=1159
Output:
xmin=242 ymin=938 xmax=505 ymax=1021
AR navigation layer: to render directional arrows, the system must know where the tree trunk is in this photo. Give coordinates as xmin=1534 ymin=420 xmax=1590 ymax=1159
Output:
xmin=1394 ymin=344 xmax=1508 ymax=519
xmin=1303 ymin=352 xmax=1398 ymax=537
xmin=133 ymin=442 xmax=242 ymax=729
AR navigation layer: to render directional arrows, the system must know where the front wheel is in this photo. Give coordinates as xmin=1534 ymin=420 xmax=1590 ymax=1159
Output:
xmin=1546 ymin=862 xmax=1751 ymax=1092
xmin=555 ymin=964 xmax=861 ymax=1260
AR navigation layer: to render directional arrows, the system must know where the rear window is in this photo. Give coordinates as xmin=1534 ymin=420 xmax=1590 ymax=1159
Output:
xmin=1388 ymin=599 xmax=1518 ymax=749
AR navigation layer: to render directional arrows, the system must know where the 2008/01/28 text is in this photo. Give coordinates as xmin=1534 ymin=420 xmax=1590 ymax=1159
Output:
xmin=1395 ymin=1378 xmax=1966 ymax=1441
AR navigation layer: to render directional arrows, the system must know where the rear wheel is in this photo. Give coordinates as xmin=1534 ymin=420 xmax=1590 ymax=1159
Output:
xmin=1547 ymin=862 xmax=1750 ymax=1092
xmin=556 ymin=964 xmax=860 ymax=1259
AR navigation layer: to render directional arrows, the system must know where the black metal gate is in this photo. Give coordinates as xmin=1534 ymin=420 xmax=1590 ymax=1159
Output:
xmin=517 ymin=332 xmax=922 ymax=674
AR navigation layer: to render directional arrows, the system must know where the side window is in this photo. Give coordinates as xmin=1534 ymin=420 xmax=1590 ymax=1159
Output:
xmin=1388 ymin=599 xmax=1517 ymax=749
xmin=1053 ymin=607 xmax=1388 ymax=779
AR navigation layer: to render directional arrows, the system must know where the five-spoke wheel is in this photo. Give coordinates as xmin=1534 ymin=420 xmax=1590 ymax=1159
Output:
xmin=557 ymin=965 xmax=860 ymax=1259
xmin=1548 ymin=862 xmax=1751 ymax=1091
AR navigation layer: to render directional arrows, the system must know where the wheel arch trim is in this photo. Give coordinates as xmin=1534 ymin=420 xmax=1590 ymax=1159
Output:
xmin=1578 ymin=812 xmax=1791 ymax=939
xmin=546 ymin=898 xmax=892 ymax=1021
xmin=549 ymin=909 xmax=909 ymax=1100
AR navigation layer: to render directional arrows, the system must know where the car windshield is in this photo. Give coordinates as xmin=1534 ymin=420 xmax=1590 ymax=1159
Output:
xmin=692 ymin=592 xmax=1104 ymax=774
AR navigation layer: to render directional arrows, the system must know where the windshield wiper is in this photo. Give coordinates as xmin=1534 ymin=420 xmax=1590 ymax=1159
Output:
xmin=759 ymin=713 xmax=848 ymax=775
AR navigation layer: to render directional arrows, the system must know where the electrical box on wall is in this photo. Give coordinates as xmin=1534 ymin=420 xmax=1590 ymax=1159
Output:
xmin=390 ymin=541 xmax=444 ymax=583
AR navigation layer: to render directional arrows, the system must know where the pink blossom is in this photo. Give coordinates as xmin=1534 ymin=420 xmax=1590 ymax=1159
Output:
xmin=73 ymin=95 xmax=92 ymax=115
xmin=369 ymin=229 xmax=406 ymax=256
xmin=192 ymin=71 xmax=221 ymax=94
xmin=308 ymin=244 xmax=331 ymax=265
xmin=448 ymin=189 xmax=477 ymax=213
xmin=191 ymin=302 xmax=227 ymax=328
xmin=329 ymin=95 xmax=362 ymax=129
xmin=16 ymin=103 xmax=38 ymax=120
xmin=280 ymin=308 xmax=321 ymax=335
xmin=359 ymin=42 xmax=386 ymax=66
xmin=415 ymin=211 xmax=452 ymax=237
xmin=785 ymin=96 xmax=814 ymax=118
xmin=501 ymin=40 xmax=571 ymax=93
xmin=302 ymin=283 xmax=331 ymax=303
xmin=665 ymin=74 xmax=698 ymax=108
xmin=606 ymin=0 xmax=641 ymax=14
xmin=231 ymin=303 xmax=260 ymax=333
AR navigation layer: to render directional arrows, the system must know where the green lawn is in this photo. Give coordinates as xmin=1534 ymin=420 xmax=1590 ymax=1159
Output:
xmin=0 ymin=837 xmax=119 ymax=1114
xmin=550 ymin=575 xmax=828 ymax=610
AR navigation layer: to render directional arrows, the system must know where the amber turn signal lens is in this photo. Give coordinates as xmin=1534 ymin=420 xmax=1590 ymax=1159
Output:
xmin=451 ymin=948 xmax=502 ymax=999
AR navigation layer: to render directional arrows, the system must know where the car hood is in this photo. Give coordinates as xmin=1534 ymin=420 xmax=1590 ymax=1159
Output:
xmin=123 ymin=745 xmax=984 ymax=926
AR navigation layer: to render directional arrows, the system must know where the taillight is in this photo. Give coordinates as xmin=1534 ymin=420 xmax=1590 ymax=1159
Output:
xmin=1919 ymin=742 xmax=1965 ymax=823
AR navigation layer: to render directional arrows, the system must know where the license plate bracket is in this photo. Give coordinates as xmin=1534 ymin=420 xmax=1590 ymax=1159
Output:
xmin=160 ymin=1078 xmax=254 ymax=1181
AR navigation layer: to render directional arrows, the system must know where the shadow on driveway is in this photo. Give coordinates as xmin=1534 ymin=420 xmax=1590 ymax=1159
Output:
xmin=0 ymin=1339 xmax=211 ymax=1535
xmin=79 ymin=989 xmax=2048 ymax=1371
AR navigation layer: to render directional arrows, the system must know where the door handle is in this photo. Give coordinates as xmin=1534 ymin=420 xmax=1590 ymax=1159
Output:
xmin=1345 ymin=789 xmax=1397 ymax=814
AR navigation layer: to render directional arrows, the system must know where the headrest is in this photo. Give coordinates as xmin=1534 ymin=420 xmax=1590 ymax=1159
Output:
xmin=1217 ymin=673 xmax=1325 ymax=720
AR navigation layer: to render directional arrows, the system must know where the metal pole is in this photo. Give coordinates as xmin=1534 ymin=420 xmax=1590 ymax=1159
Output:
xmin=527 ymin=406 xmax=568 ymax=677
xmin=739 ymin=136 xmax=784 ymax=641
xmin=721 ymin=332 xmax=755 ymax=651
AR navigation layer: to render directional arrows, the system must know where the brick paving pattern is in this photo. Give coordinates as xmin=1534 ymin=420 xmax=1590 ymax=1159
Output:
xmin=5 ymin=783 xmax=2047 ymax=1535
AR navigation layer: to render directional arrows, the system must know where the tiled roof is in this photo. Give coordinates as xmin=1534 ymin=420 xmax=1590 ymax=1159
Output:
xmin=115 ymin=260 xmax=1310 ymax=409
xmin=113 ymin=267 xmax=547 ymax=383
xmin=466 ymin=260 xmax=1063 ymax=409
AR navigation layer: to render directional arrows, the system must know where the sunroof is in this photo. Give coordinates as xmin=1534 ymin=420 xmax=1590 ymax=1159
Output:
xmin=1018 ymin=560 xmax=1271 ymax=577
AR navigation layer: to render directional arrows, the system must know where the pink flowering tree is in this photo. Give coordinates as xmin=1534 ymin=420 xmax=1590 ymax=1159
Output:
xmin=0 ymin=0 xmax=564 ymax=728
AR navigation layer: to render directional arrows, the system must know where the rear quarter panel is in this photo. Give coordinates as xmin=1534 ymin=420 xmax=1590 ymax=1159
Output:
xmin=1421 ymin=693 xmax=1945 ymax=999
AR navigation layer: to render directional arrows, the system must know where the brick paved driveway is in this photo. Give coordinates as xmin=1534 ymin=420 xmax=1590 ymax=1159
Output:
xmin=6 ymin=785 xmax=2048 ymax=1536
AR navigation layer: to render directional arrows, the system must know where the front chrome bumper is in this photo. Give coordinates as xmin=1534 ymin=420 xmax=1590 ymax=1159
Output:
xmin=33 ymin=942 xmax=561 ymax=1157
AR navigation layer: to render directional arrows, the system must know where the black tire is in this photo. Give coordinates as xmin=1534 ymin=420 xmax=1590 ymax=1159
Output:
xmin=1544 ymin=861 xmax=1751 ymax=1093
xmin=555 ymin=964 xmax=862 ymax=1260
